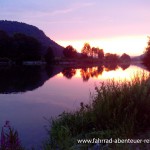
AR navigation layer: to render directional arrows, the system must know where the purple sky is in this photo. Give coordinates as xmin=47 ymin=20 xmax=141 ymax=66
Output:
xmin=0 ymin=0 xmax=150 ymax=55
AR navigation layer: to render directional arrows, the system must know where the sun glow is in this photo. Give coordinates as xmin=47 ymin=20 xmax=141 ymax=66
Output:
xmin=57 ymin=35 xmax=148 ymax=56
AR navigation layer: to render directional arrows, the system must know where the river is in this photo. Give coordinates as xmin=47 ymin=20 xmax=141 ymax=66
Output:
xmin=0 ymin=63 xmax=148 ymax=149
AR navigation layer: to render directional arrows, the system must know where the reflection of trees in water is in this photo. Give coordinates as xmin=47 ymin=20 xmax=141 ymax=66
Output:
xmin=62 ymin=68 xmax=76 ymax=79
xmin=143 ymin=64 xmax=150 ymax=72
xmin=0 ymin=65 xmax=55 ymax=94
xmin=104 ymin=63 xmax=118 ymax=71
xmin=0 ymin=66 xmax=41 ymax=93
xmin=80 ymin=66 xmax=104 ymax=82
xmin=119 ymin=62 xmax=130 ymax=70
xmin=104 ymin=62 xmax=130 ymax=71
xmin=61 ymin=66 xmax=104 ymax=81
xmin=61 ymin=63 xmax=131 ymax=81
xmin=80 ymin=68 xmax=90 ymax=81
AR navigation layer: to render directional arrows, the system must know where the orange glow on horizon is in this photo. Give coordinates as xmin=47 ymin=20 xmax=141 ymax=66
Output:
xmin=57 ymin=35 xmax=148 ymax=56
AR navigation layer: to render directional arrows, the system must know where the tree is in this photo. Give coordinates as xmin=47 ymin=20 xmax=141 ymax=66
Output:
xmin=0 ymin=30 xmax=12 ymax=58
xmin=91 ymin=47 xmax=104 ymax=59
xmin=97 ymin=48 xmax=104 ymax=60
xmin=143 ymin=37 xmax=150 ymax=67
xmin=11 ymin=33 xmax=41 ymax=62
xmin=91 ymin=47 xmax=97 ymax=58
xmin=45 ymin=47 xmax=54 ymax=63
xmin=63 ymin=45 xmax=77 ymax=58
xmin=105 ymin=53 xmax=119 ymax=62
xmin=119 ymin=53 xmax=131 ymax=62
xmin=81 ymin=43 xmax=91 ymax=57
xmin=0 ymin=30 xmax=42 ymax=62
xmin=0 ymin=30 xmax=9 ymax=41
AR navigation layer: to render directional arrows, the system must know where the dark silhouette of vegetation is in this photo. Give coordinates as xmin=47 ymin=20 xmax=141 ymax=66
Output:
xmin=105 ymin=53 xmax=119 ymax=62
xmin=62 ymin=68 xmax=76 ymax=79
xmin=104 ymin=63 xmax=118 ymax=71
xmin=80 ymin=66 xmax=104 ymax=82
xmin=143 ymin=37 xmax=150 ymax=67
xmin=61 ymin=66 xmax=104 ymax=81
xmin=0 ymin=65 xmax=66 ymax=94
xmin=13 ymin=33 xmax=41 ymax=61
xmin=97 ymin=48 xmax=104 ymax=60
xmin=45 ymin=74 xmax=150 ymax=149
xmin=0 ymin=65 xmax=53 ymax=93
xmin=80 ymin=42 xmax=131 ymax=67
xmin=63 ymin=45 xmax=77 ymax=58
xmin=91 ymin=47 xmax=104 ymax=60
xmin=81 ymin=43 xmax=104 ymax=60
xmin=0 ymin=121 xmax=24 ymax=150
xmin=62 ymin=64 xmax=130 ymax=81
xmin=0 ymin=30 xmax=42 ymax=63
xmin=0 ymin=20 xmax=64 ymax=57
xmin=81 ymin=43 xmax=91 ymax=57
xmin=44 ymin=47 xmax=54 ymax=63
xmin=120 ymin=53 xmax=131 ymax=63
xmin=119 ymin=62 xmax=130 ymax=70
xmin=91 ymin=47 xmax=97 ymax=58
xmin=80 ymin=68 xmax=90 ymax=81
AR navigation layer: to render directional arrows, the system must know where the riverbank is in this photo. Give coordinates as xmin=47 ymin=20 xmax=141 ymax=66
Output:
xmin=44 ymin=73 xmax=150 ymax=149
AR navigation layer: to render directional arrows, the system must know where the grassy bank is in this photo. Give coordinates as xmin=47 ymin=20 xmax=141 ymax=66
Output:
xmin=44 ymin=73 xmax=150 ymax=149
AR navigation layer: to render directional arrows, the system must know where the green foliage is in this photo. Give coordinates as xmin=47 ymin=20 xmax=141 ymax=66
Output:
xmin=44 ymin=73 xmax=150 ymax=149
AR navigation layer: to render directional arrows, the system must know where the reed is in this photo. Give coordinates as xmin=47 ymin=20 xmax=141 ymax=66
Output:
xmin=44 ymin=72 xmax=150 ymax=149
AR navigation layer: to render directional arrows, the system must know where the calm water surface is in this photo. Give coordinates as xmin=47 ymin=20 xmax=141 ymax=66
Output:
xmin=0 ymin=64 xmax=148 ymax=149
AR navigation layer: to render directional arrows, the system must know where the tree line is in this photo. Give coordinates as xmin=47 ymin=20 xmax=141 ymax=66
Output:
xmin=63 ymin=43 xmax=131 ymax=63
xmin=0 ymin=30 xmax=43 ymax=63
xmin=0 ymin=30 xmax=132 ymax=64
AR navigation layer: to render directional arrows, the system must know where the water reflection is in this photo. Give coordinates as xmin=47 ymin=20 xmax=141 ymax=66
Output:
xmin=0 ymin=63 xmax=149 ymax=149
xmin=0 ymin=65 xmax=61 ymax=94
xmin=0 ymin=61 xmax=148 ymax=94
xmin=62 ymin=62 xmax=130 ymax=81
xmin=62 ymin=68 xmax=76 ymax=79
xmin=80 ymin=66 xmax=104 ymax=82
xmin=119 ymin=62 xmax=130 ymax=70
xmin=104 ymin=63 xmax=118 ymax=71
xmin=142 ymin=63 xmax=150 ymax=72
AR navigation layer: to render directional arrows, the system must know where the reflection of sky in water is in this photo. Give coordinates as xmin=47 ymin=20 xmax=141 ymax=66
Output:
xmin=58 ymin=65 xmax=148 ymax=81
xmin=0 ymin=65 xmax=148 ymax=149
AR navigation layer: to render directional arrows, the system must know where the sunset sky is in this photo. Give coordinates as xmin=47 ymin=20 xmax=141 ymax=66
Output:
xmin=0 ymin=0 xmax=150 ymax=56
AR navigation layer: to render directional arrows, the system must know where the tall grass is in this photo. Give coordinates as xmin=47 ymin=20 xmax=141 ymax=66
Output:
xmin=0 ymin=121 xmax=24 ymax=150
xmin=44 ymin=73 xmax=150 ymax=149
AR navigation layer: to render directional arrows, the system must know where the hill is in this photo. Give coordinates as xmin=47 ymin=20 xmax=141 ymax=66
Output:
xmin=0 ymin=20 xmax=63 ymax=57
